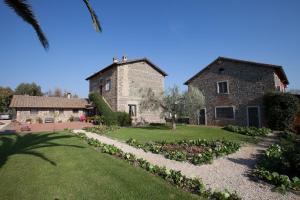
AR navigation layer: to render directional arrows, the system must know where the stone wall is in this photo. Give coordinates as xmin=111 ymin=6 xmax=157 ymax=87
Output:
xmin=89 ymin=66 xmax=118 ymax=111
xmin=117 ymin=62 xmax=165 ymax=123
xmin=188 ymin=60 xmax=279 ymax=127
xmin=16 ymin=108 xmax=84 ymax=123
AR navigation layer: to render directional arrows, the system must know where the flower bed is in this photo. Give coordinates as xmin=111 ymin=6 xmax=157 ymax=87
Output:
xmin=126 ymin=138 xmax=241 ymax=165
xmin=251 ymin=132 xmax=300 ymax=193
xmin=223 ymin=125 xmax=271 ymax=137
xmin=74 ymin=132 xmax=241 ymax=200
xmin=84 ymin=125 xmax=120 ymax=135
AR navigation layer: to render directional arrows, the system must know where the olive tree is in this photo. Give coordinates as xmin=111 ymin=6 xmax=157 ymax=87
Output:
xmin=140 ymin=85 xmax=205 ymax=130
xmin=183 ymin=86 xmax=205 ymax=124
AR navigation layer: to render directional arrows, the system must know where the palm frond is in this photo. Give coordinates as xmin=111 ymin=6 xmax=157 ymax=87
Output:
xmin=4 ymin=0 xmax=49 ymax=49
xmin=83 ymin=0 xmax=102 ymax=32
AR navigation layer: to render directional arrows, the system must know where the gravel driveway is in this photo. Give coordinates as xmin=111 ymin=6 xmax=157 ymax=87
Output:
xmin=73 ymin=130 xmax=299 ymax=200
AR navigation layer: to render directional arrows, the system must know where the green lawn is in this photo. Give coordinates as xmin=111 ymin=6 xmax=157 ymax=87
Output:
xmin=0 ymin=132 xmax=199 ymax=200
xmin=107 ymin=124 xmax=256 ymax=143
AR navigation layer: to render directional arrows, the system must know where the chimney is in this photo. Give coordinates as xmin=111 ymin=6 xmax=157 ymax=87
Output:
xmin=113 ymin=57 xmax=118 ymax=63
xmin=122 ymin=55 xmax=128 ymax=62
xmin=67 ymin=93 xmax=71 ymax=99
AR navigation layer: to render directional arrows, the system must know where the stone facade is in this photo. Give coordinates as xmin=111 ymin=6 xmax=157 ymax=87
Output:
xmin=88 ymin=58 xmax=166 ymax=124
xmin=89 ymin=66 xmax=118 ymax=111
xmin=185 ymin=57 xmax=288 ymax=127
xmin=15 ymin=108 xmax=84 ymax=123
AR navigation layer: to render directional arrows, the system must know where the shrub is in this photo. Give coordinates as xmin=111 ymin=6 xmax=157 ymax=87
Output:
xmin=89 ymin=92 xmax=116 ymax=125
xmin=114 ymin=112 xmax=131 ymax=126
xmin=264 ymin=92 xmax=299 ymax=130
xmin=252 ymin=133 xmax=300 ymax=192
xmin=26 ymin=118 xmax=32 ymax=124
xmin=223 ymin=125 xmax=271 ymax=136
xmin=93 ymin=115 xmax=104 ymax=125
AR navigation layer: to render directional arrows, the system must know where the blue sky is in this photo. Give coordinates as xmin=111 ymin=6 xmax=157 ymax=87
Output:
xmin=0 ymin=0 xmax=299 ymax=97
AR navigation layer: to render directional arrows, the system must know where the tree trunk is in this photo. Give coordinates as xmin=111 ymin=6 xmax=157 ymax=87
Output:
xmin=172 ymin=118 xmax=176 ymax=131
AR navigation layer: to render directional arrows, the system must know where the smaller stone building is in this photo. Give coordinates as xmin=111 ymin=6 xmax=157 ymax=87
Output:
xmin=86 ymin=56 xmax=168 ymax=124
xmin=184 ymin=57 xmax=289 ymax=127
xmin=9 ymin=95 xmax=89 ymax=123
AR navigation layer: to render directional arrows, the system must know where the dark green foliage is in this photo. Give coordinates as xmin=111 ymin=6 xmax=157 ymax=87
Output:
xmin=0 ymin=87 xmax=13 ymax=113
xmin=264 ymin=92 xmax=299 ymax=130
xmin=75 ymin=132 xmax=241 ymax=200
xmin=89 ymin=92 xmax=132 ymax=126
xmin=88 ymin=92 xmax=116 ymax=125
xmin=224 ymin=125 xmax=271 ymax=137
xmin=252 ymin=132 xmax=300 ymax=193
xmin=126 ymin=138 xmax=240 ymax=165
xmin=15 ymin=82 xmax=43 ymax=96
xmin=114 ymin=112 xmax=132 ymax=126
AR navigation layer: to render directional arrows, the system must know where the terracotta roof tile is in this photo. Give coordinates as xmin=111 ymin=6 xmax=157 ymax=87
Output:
xmin=9 ymin=95 xmax=89 ymax=109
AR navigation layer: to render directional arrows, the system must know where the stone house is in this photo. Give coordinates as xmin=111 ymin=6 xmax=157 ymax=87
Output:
xmin=9 ymin=95 xmax=90 ymax=123
xmin=184 ymin=57 xmax=289 ymax=127
xmin=86 ymin=56 xmax=168 ymax=123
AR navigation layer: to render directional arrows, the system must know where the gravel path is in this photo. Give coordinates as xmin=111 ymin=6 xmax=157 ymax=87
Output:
xmin=73 ymin=130 xmax=299 ymax=200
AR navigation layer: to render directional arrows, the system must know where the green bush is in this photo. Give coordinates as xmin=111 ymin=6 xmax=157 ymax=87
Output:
xmin=114 ymin=112 xmax=132 ymax=126
xmin=223 ymin=125 xmax=271 ymax=136
xmin=89 ymin=92 xmax=132 ymax=126
xmin=252 ymin=133 xmax=300 ymax=193
xmin=264 ymin=92 xmax=299 ymax=130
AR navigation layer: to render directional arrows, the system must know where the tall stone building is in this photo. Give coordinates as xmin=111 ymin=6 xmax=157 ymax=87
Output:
xmin=86 ymin=56 xmax=167 ymax=123
xmin=184 ymin=57 xmax=289 ymax=127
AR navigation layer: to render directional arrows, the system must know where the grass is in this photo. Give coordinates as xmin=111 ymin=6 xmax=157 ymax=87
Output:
xmin=0 ymin=132 xmax=200 ymax=200
xmin=107 ymin=124 xmax=257 ymax=144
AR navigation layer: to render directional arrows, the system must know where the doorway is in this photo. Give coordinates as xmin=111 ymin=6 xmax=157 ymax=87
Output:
xmin=199 ymin=108 xmax=206 ymax=125
xmin=247 ymin=106 xmax=260 ymax=128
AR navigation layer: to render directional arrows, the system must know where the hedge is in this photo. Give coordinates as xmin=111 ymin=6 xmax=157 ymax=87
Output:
xmin=264 ymin=92 xmax=299 ymax=130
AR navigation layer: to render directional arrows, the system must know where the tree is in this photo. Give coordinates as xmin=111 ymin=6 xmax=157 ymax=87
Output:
xmin=4 ymin=0 xmax=101 ymax=50
xmin=15 ymin=82 xmax=43 ymax=96
xmin=183 ymin=86 xmax=205 ymax=124
xmin=140 ymin=86 xmax=205 ymax=130
xmin=0 ymin=87 xmax=14 ymax=113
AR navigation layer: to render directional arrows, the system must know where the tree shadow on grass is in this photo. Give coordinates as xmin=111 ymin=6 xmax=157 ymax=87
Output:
xmin=0 ymin=132 xmax=84 ymax=168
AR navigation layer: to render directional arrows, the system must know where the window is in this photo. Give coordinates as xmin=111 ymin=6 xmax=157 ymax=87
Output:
xmin=215 ymin=107 xmax=234 ymax=119
xmin=218 ymin=68 xmax=225 ymax=74
xmin=217 ymin=81 xmax=229 ymax=94
xmin=73 ymin=109 xmax=79 ymax=114
xmin=30 ymin=109 xmax=38 ymax=115
xmin=105 ymin=79 xmax=111 ymax=91
xmin=128 ymin=104 xmax=137 ymax=117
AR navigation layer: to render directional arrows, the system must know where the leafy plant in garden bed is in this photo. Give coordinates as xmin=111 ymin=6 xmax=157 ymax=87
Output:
xmin=74 ymin=132 xmax=241 ymax=200
xmin=251 ymin=132 xmax=300 ymax=193
xmin=126 ymin=138 xmax=240 ymax=165
xmin=223 ymin=125 xmax=271 ymax=137
xmin=84 ymin=125 xmax=120 ymax=135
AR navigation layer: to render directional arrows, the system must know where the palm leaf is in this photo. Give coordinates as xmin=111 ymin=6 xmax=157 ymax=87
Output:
xmin=83 ymin=0 xmax=102 ymax=32
xmin=4 ymin=0 xmax=49 ymax=49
